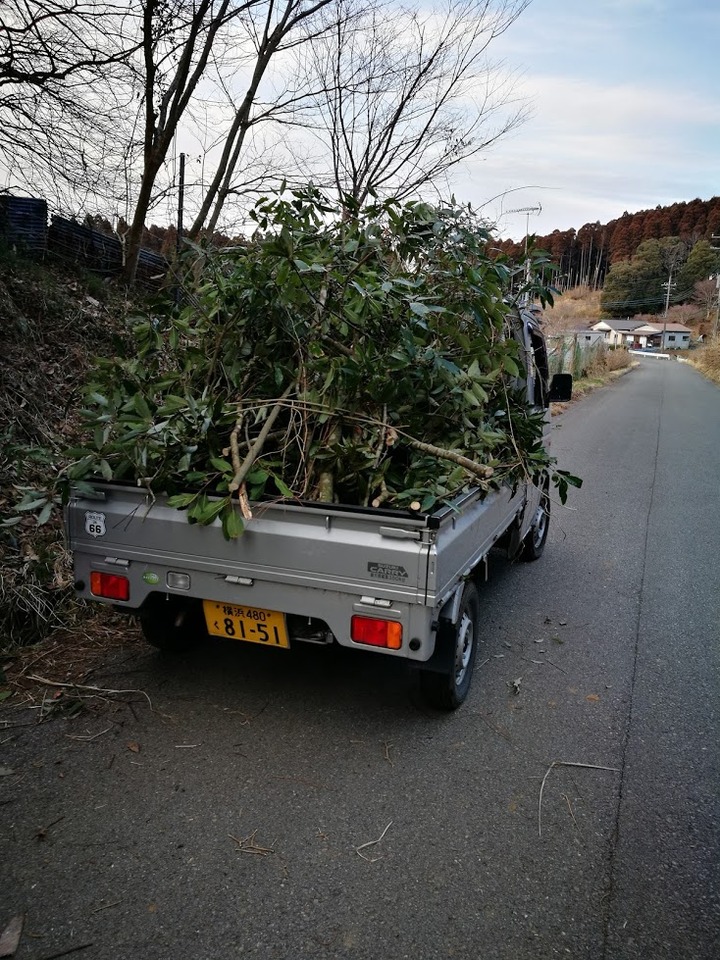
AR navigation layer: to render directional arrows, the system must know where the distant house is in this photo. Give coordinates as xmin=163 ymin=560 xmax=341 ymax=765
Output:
xmin=591 ymin=319 xmax=692 ymax=350
xmin=633 ymin=323 xmax=692 ymax=350
xmin=558 ymin=328 xmax=606 ymax=347
xmin=591 ymin=319 xmax=644 ymax=347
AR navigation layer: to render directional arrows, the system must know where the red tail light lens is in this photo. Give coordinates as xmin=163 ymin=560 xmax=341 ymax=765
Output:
xmin=90 ymin=571 xmax=130 ymax=601
xmin=351 ymin=616 xmax=402 ymax=650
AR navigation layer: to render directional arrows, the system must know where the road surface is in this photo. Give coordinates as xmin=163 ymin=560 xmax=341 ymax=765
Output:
xmin=2 ymin=358 xmax=719 ymax=959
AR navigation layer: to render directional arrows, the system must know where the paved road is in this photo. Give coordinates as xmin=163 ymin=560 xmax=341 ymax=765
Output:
xmin=2 ymin=359 xmax=719 ymax=960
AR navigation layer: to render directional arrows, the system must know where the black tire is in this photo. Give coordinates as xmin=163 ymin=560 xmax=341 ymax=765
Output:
xmin=420 ymin=580 xmax=481 ymax=710
xmin=519 ymin=486 xmax=550 ymax=562
xmin=138 ymin=596 xmax=205 ymax=653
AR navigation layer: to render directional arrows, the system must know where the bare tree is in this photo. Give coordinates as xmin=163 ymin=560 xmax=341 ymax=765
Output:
xmin=660 ymin=238 xmax=687 ymax=316
xmin=0 ymin=2 xmax=138 ymax=209
xmin=693 ymin=277 xmax=719 ymax=324
xmin=121 ymin=0 xmax=273 ymax=281
xmin=2 ymin=0 xmax=534 ymax=281
xmin=188 ymin=0 xmax=337 ymax=239
xmin=297 ymin=0 xmax=532 ymax=207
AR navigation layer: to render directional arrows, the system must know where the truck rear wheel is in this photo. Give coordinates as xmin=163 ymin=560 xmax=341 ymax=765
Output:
xmin=420 ymin=581 xmax=480 ymax=710
xmin=519 ymin=486 xmax=550 ymax=562
xmin=138 ymin=596 xmax=205 ymax=653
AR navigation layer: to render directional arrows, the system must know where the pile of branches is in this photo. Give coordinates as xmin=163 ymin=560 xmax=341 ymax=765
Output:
xmin=55 ymin=189 xmax=570 ymax=538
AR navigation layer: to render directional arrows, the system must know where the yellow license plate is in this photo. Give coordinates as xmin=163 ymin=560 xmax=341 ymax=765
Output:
xmin=203 ymin=601 xmax=289 ymax=648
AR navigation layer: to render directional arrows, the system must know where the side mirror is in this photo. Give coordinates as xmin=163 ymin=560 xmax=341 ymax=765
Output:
xmin=547 ymin=373 xmax=573 ymax=403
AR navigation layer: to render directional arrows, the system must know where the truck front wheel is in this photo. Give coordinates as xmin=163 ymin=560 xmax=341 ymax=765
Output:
xmin=138 ymin=596 xmax=205 ymax=653
xmin=420 ymin=581 xmax=481 ymax=710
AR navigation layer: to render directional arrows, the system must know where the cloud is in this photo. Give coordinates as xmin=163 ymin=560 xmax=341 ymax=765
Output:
xmin=455 ymin=70 xmax=718 ymax=236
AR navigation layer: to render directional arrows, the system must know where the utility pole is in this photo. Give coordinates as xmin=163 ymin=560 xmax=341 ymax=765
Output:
xmin=504 ymin=204 xmax=542 ymax=304
xmin=711 ymin=236 xmax=720 ymax=340
xmin=660 ymin=271 xmax=675 ymax=349
xmin=662 ymin=273 xmax=674 ymax=316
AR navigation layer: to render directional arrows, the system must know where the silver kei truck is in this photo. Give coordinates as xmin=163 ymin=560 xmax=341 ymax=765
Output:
xmin=65 ymin=313 xmax=572 ymax=710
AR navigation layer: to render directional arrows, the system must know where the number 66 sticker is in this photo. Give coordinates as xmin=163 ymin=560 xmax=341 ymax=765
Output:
xmin=84 ymin=511 xmax=107 ymax=538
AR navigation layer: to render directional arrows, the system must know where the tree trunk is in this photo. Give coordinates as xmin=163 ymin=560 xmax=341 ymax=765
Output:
xmin=123 ymin=155 xmax=163 ymax=284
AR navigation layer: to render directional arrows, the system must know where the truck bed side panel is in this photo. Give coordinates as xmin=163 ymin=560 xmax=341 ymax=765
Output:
xmin=427 ymin=486 xmax=526 ymax=606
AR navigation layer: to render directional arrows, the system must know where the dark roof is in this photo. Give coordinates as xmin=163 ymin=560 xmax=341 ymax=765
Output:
xmin=592 ymin=319 xmax=644 ymax=332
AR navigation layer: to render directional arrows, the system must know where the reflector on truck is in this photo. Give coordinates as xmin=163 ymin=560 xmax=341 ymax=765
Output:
xmin=90 ymin=571 xmax=130 ymax=601
xmin=351 ymin=615 xmax=403 ymax=650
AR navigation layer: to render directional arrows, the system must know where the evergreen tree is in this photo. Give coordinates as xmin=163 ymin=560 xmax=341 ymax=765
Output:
xmin=600 ymin=238 xmax=688 ymax=316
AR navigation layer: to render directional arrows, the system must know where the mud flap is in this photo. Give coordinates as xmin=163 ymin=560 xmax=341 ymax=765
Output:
xmin=505 ymin=500 xmax=529 ymax=560
xmin=417 ymin=619 xmax=457 ymax=675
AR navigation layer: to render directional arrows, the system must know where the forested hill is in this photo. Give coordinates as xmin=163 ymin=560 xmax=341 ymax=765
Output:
xmin=495 ymin=196 xmax=720 ymax=292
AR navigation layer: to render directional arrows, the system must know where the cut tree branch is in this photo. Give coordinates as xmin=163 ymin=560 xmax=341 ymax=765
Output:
xmin=228 ymin=382 xmax=296 ymax=492
xmin=407 ymin=438 xmax=494 ymax=479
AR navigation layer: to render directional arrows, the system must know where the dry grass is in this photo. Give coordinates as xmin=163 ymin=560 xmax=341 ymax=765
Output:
xmin=1 ymin=606 xmax=145 ymax=718
xmin=1 ymin=252 xmax=136 ymax=657
xmin=544 ymin=286 xmax=704 ymax=338
xmin=575 ymin=346 xmax=631 ymax=381
xmin=604 ymin=348 xmax=633 ymax=372
xmin=544 ymin=286 xmax=603 ymax=333
xmin=690 ymin=340 xmax=720 ymax=386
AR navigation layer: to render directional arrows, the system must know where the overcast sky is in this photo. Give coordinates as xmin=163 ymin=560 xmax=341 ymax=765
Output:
xmin=460 ymin=0 xmax=719 ymax=240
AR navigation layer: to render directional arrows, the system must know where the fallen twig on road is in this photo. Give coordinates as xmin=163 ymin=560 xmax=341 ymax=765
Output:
xmin=538 ymin=761 xmax=619 ymax=837
xmin=562 ymin=793 xmax=579 ymax=830
xmin=355 ymin=820 xmax=393 ymax=863
xmin=541 ymin=656 xmax=568 ymax=675
xmin=91 ymin=900 xmax=123 ymax=915
xmin=229 ymin=830 xmax=274 ymax=856
xmin=27 ymin=676 xmax=153 ymax=711
xmin=35 ymin=815 xmax=64 ymax=841
xmin=65 ymin=727 xmax=111 ymax=742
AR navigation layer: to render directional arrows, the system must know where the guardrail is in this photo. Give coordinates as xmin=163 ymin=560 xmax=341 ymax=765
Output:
xmin=628 ymin=350 xmax=670 ymax=360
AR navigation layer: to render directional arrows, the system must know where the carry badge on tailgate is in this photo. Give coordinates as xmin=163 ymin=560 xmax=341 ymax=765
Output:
xmin=84 ymin=511 xmax=107 ymax=538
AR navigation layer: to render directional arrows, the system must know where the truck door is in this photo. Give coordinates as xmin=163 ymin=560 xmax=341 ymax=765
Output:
xmin=527 ymin=320 xmax=550 ymax=408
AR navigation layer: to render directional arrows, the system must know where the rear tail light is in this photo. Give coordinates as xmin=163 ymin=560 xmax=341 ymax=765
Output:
xmin=90 ymin=571 xmax=130 ymax=601
xmin=351 ymin=615 xmax=402 ymax=650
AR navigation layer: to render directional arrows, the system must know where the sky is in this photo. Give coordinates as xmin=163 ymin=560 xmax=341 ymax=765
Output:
xmin=460 ymin=0 xmax=719 ymax=240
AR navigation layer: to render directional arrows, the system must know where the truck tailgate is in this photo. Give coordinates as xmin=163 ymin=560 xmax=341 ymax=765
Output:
xmin=67 ymin=486 xmax=434 ymax=609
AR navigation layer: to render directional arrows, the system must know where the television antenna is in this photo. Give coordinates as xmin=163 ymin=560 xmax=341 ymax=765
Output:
xmin=503 ymin=204 xmax=542 ymax=253
xmin=503 ymin=204 xmax=542 ymax=303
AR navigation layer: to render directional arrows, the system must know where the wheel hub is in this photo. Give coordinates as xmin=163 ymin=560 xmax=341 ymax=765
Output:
xmin=455 ymin=612 xmax=474 ymax=684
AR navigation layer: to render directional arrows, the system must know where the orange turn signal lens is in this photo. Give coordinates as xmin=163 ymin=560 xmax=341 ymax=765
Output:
xmin=90 ymin=571 xmax=130 ymax=601
xmin=351 ymin=615 xmax=402 ymax=650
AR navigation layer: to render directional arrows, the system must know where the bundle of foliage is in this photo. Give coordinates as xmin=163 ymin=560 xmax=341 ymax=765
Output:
xmin=42 ymin=189 xmax=575 ymax=538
